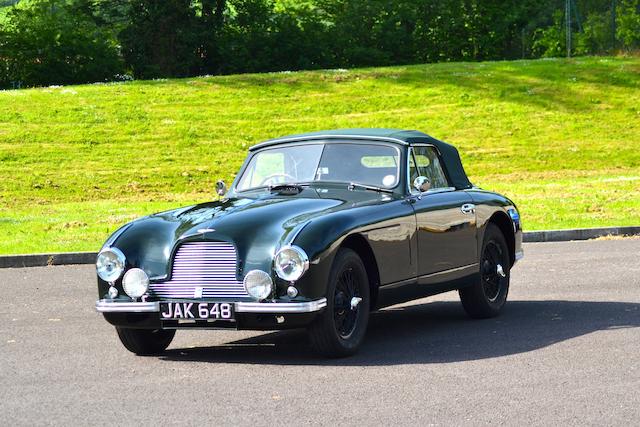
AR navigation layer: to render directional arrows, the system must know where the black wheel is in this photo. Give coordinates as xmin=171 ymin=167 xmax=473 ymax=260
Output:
xmin=459 ymin=223 xmax=510 ymax=319
xmin=308 ymin=248 xmax=370 ymax=358
xmin=115 ymin=327 xmax=176 ymax=355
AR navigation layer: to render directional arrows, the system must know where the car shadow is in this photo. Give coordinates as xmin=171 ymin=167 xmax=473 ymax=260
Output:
xmin=160 ymin=300 xmax=640 ymax=366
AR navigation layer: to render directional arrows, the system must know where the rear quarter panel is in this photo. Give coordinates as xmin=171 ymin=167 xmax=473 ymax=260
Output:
xmin=467 ymin=189 xmax=523 ymax=264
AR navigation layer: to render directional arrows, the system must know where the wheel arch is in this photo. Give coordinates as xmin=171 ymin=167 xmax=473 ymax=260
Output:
xmin=487 ymin=211 xmax=515 ymax=266
xmin=340 ymin=233 xmax=381 ymax=310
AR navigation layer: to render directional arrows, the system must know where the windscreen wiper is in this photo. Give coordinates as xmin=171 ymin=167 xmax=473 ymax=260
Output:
xmin=348 ymin=182 xmax=394 ymax=194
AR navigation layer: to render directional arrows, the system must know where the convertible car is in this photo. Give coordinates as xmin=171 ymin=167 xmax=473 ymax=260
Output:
xmin=95 ymin=129 xmax=523 ymax=357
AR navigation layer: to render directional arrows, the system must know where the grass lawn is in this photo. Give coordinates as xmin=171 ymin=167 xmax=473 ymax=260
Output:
xmin=1 ymin=56 xmax=639 ymax=254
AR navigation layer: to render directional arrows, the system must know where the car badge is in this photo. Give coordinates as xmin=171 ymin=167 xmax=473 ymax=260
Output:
xmin=194 ymin=287 xmax=203 ymax=298
xmin=197 ymin=228 xmax=215 ymax=234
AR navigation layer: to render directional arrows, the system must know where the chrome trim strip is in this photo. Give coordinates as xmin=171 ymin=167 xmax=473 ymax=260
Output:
xmin=250 ymin=134 xmax=409 ymax=151
xmin=95 ymin=298 xmax=328 ymax=314
xmin=96 ymin=300 xmax=159 ymax=313
xmin=286 ymin=220 xmax=311 ymax=246
xmin=381 ymin=263 xmax=480 ymax=290
xmin=236 ymin=298 xmax=327 ymax=313
xmin=380 ymin=277 xmax=416 ymax=290
xmin=515 ymin=250 xmax=524 ymax=261
xmin=417 ymin=263 xmax=479 ymax=280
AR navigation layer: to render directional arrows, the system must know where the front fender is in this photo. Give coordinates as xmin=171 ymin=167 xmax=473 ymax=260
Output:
xmin=289 ymin=198 xmax=415 ymax=300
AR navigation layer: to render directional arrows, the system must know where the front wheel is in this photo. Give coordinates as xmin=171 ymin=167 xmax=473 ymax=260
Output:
xmin=308 ymin=248 xmax=370 ymax=358
xmin=459 ymin=223 xmax=511 ymax=318
xmin=116 ymin=327 xmax=176 ymax=355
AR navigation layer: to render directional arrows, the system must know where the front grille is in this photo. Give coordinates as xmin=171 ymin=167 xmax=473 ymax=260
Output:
xmin=149 ymin=241 xmax=248 ymax=299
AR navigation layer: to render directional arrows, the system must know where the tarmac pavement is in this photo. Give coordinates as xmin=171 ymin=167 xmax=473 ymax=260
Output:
xmin=1 ymin=239 xmax=639 ymax=426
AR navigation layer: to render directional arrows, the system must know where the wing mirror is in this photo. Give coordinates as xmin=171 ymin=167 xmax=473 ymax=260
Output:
xmin=215 ymin=180 xmax=227 ymax=197
xmin=413 ymin=176 xmax=431 ymax=192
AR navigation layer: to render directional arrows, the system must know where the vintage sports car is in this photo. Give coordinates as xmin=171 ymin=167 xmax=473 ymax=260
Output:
xmin=95 ymin=129 xmax=523 ymax=357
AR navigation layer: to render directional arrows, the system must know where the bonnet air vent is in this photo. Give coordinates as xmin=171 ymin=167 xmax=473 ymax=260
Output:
xmin=269 ymin=184 xmax=304 ymax=195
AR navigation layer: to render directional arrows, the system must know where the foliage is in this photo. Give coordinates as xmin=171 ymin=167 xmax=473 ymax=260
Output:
xmin=0 ymin=0 xmax=123 ymax=88
xmin=532 ymin=11 xmax=567 ymax=58
xmin=2 ymin=0 xmax=640 ymax=87
xmin=576 ymin=11 xmax=614 ymax=55
xmin=1 ymin=56 xmax=639 ymax=253
xmin=118 ymin=0 xmax=199 ymax=79
xmin=617 ymin=0 xmax=640 ymax=50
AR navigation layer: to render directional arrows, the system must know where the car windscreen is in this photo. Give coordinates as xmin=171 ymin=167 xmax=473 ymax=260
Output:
xmin=235 ymin=143 xmax=400 ymax=192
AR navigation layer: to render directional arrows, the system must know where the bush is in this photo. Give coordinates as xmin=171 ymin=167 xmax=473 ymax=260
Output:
xmin=576 ymin=12 xmax=614 ymax=55
xmin=0 ymin=0 xmax=124 ymax=88
xmin=531 ymin=11 xmax=566 ymax=58
xmin=617 ymin=0 xmax=640 ymax=50
xmin=118 ymin=0 xmax=200 ymax=79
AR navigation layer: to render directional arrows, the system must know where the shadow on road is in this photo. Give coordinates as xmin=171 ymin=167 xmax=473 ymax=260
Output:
xmin=160 ymin=300 xmax=640 ymax=366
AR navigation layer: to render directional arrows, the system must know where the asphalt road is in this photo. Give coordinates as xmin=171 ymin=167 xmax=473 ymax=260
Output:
xmin=1 ymin=239 xmax=639 ymax=426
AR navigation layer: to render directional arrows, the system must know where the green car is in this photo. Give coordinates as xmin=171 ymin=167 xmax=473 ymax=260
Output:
xmin=95 ymin=129 xmax=523 ymax=357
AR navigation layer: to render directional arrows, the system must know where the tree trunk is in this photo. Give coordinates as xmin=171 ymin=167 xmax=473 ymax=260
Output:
xmin=214 ymin=0 xmax=225 ymax=29
xmin=202 ymin=0 xmax=214 ymax=19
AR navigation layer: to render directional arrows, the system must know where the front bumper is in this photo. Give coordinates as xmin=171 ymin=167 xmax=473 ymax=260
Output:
xmin=95 ymin=298 xmax=327 ymax=314
xmin=96 ymin=298 xmax=327 ymax=330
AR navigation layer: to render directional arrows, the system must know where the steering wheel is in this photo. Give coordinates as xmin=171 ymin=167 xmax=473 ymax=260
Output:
xmin=260 ymin=173 xmax=296 ymax=186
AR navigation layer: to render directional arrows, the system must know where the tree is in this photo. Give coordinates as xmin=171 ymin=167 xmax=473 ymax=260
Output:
xmin=617 ymin=0 xmax=640 ymax=49
xmin=118 ymin=0 xmax=199 ymax=79
xmin=0 ymin=0 xmax=123 ymax=88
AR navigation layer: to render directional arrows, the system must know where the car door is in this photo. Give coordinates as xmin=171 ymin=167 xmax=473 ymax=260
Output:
xmin=408 ymin=145 xmax=477 ymax=283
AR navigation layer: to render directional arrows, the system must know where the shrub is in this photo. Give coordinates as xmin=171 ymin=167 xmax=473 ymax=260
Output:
xmin=0 ymin=0 xmax=123 ymax=88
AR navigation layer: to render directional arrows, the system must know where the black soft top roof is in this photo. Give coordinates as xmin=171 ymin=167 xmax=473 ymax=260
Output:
xmin=250 ymin=129 xmax=472 ymax=190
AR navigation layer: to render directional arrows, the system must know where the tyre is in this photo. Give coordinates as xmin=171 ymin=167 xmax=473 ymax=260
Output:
xmin=459 ymin=223 xmax=510 ymax=319
xmin=116 ymin=327 xmax=176 ymax=355
xmin=308 ymin=248 xmax=370 ymax=358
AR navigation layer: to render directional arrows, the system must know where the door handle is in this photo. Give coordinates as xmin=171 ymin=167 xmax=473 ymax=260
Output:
xmin=461 ymin=203 xmax=475 ymax=214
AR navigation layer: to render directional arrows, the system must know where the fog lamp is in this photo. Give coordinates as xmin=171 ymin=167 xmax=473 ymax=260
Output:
xmin=122 ymin=268 xmax=149 ymax=299
xmin=243 ymin=270 xmax=273 ymax=300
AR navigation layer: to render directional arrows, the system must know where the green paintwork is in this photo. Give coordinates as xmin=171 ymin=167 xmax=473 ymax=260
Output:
xmin=97 ymin=130 xmax=523 ymax=330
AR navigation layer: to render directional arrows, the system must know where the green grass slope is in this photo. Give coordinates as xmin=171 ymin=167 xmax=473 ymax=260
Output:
xmin=1 ymin=56 xmax=639 ymax=254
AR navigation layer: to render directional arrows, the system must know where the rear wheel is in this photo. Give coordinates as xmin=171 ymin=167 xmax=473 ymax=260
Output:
xmin=116 ymin=327 xmax=175 ymax=355
xmin=308 ymin=248 xmax=370 ymax=358
xmin=459 ymin=223 xmax=510 ymax=318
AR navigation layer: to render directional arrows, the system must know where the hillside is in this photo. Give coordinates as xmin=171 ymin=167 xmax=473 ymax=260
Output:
xmin=1 ymin=56 xmax=639 ymax=254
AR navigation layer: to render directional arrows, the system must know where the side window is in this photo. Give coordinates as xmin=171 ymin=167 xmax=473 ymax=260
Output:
xmin=413 ymin=146 xmax=450 ymax=190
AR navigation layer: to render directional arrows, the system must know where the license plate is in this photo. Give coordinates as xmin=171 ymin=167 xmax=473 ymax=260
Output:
xmin=160 ymin=302 xmax=234 ymax=321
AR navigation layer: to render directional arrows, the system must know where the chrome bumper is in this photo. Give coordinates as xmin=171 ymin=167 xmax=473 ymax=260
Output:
xmin=95 ymin=298 xmax=327 ymax=314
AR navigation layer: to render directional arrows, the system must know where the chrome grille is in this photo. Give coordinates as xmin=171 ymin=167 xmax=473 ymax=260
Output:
xmin=149 ymin=241 xmax=248 ymax=299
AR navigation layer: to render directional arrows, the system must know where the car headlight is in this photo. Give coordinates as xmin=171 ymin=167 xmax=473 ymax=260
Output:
xmin=96 ymin=248 xmax=126 ymax=283
xmin=122 ymin=268 xmax=149 ymax=299
xmin=243 ymin=270 xmax=273 ymax=300
xmin=274 ymin=245 xmax=309 ymax=282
